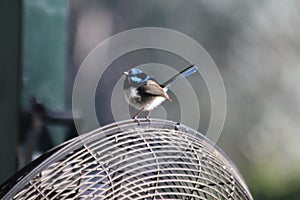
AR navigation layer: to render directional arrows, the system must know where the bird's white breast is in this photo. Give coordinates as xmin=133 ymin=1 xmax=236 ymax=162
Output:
xmin=124 ymin=87 xmax=167 ymax=111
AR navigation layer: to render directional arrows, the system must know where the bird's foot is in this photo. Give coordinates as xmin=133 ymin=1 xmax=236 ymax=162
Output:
xmin=133 ymin=117 xmax=140 ymax=125
xmin=146 ymin=116 xmax=151 ymax=124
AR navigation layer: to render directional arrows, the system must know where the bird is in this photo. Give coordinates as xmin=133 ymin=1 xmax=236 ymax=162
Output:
xmin=123 ymin=64 xmax=198 ymax=124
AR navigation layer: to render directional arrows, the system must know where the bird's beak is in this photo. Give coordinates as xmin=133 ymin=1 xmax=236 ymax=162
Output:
xmin=124 ymin=72 xmax=129 ymax=76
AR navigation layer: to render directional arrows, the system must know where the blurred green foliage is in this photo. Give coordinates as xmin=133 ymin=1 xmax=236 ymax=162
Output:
xmin=22 ymin=0 xmax=67 ymax=144
xmin=22 ymin=0 xmax=66 ymax=111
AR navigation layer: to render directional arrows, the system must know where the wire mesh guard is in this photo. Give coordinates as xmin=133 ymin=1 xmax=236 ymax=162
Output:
xmin=1 ymin=119 xmax=253 ymax=200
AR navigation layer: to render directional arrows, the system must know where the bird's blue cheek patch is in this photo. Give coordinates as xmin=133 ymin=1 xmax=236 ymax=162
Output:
xmin=131 ymin=76 xmax=142 ymax=83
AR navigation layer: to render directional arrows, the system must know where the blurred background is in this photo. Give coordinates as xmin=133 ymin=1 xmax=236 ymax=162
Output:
xmin=1 ymin=0 xmax=300 ymax=199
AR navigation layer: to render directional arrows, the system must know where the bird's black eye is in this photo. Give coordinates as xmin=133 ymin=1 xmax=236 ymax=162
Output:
xmin=137 ymin=73 xmax=147 ymax=80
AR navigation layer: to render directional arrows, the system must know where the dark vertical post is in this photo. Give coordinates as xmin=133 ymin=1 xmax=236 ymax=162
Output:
xmin=0 ymin=0 xmax=21 ymax=183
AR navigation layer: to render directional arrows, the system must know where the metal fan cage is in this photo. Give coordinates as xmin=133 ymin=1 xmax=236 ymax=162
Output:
xmin=0 ymin=119 xmax=253 ymax=200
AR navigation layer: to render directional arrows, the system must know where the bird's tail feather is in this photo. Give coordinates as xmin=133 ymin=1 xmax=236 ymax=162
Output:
xmin=162 ymin=64 xmax=198 ymax=88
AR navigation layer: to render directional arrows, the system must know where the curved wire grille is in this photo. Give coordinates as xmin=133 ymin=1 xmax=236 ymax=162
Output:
xmin=1 ymin=119 xmax=253 ymax=199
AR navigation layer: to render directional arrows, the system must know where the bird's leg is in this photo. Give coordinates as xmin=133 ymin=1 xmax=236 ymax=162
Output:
xmin=133 ymin=107 xmax=144 ymax=125
xmin=146 ymin=110 xmax=153 ymax=123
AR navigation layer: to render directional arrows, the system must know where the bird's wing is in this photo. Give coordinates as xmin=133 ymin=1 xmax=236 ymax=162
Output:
xmin=142 ymin=80 xmax=171 ymax=101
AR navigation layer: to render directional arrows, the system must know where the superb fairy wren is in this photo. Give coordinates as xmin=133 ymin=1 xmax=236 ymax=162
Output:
xmin=123 ymin=64 xmax=198 ymax=124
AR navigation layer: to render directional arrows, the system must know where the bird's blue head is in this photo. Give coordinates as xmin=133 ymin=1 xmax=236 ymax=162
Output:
xmin=124 ymin=68 xmax=152 ymax=84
